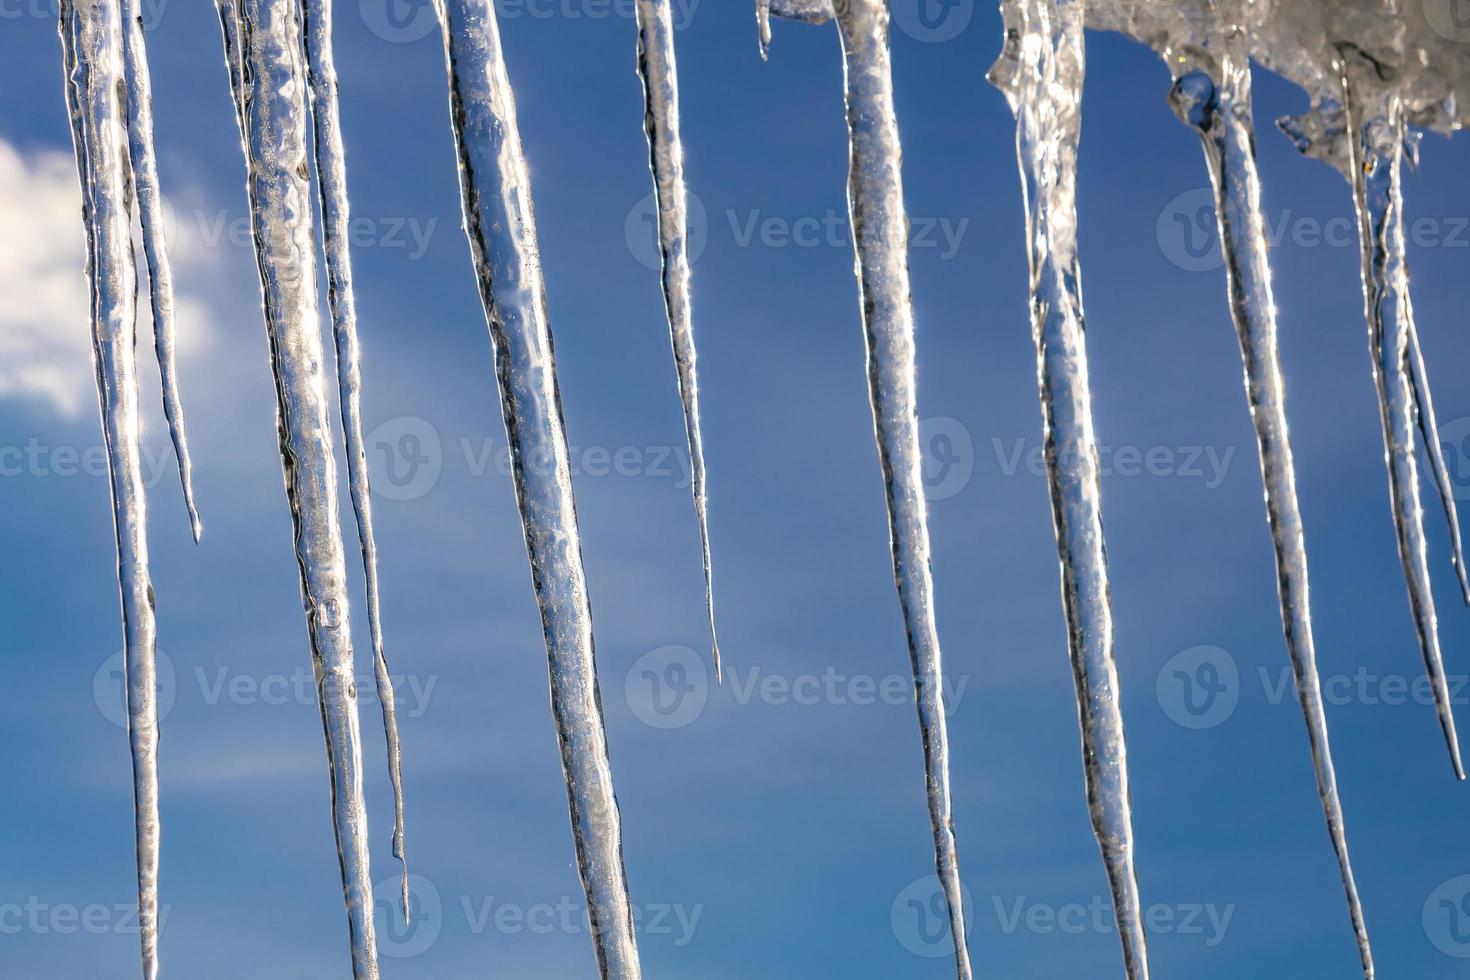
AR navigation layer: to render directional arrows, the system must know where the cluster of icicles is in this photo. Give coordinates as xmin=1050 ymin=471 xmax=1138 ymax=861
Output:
xmin=52 ymin=0 xmax=1470 ymax=974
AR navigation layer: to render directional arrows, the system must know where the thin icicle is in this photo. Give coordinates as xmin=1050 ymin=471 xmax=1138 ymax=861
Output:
xmin=763 ymin=1 xmax=972 ymax=975
xmin=990 ymin=1 xmax=1150 ymax=977
xmin=213 ymin=0 xmax=246 ymax=132
xmin=1166 ymin=8 xmax=1373 ymax=974
xmin=431 ymin=2 xmax=641 ymax=976
xmin=297 ymin=0 xmax=410 ymax=919
xmin=235 ymin=0 xmax=381 ymax=974
xmin=633 ymin=0 xmax=721 ymax=681
xmin=1405 ymin=292 xmax=1470 ymax=605
xmin=118 ymin=0 xmax=201 ymax=543
xmin=1340 ymin=72 xmax=1465 ymax=778
xmin=59 ymin=1 xmax=161 ymax=975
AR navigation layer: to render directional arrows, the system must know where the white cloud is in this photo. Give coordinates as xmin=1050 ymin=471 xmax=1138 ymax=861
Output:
xmin=0 ymin=138 xmax=216 ymax=418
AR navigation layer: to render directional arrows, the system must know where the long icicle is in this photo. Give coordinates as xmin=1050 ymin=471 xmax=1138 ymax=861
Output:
xmin=835 ymin=3 xmax=973 ymax=976
xmin=298 ymin=0 xmax=410 ymax=918
xmin=761 ymin=0 xmax=975 ymax=974
xmin=212 ymin=0 xmax=246 ymax=131
xmin=1405 ymin=289 xmax=1470 ymax=604
xmin=1342 ymin=71 xmax=1465 ymax=779
xmin=431 ymin=1 xmax=641 ymax=975
xmin=236 ymin=0 xmax=381 ymax=974
xmin=633 ymin=0 xmax=721 ymax=681
xmin=1167 ymin=9 xmax=1373 ymax=974
xmin=990 ymin=1 xmax=1150 ymax=976
xmin=59 ymin=1 xmax=162 ymax=975
xmin=118 ymin=0 xmax=201 ymax=542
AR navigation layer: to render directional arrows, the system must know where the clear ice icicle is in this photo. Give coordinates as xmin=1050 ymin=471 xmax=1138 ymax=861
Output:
xmin=298 ymin=0 xmax=410 ymax=917
xmin=212 ymin=0 xmax=246 ymax=131
xmin=1340 ymin=74 xmax=1465 ymax=778
xmin=634 ymin=0 xmax=721 ymax=680
xmin=119 ymin=0 xmax=201 ymax=542
xmin=236 ymin=0 xmax=382 ymax=973
xmin=990 ymin=1 xmax=1151 ymax=976
xmin=763 ymin=0 xmax=973 ymax=975
xmin=58 ymin=1 xmax=162 ymax=975
xmin=1405 ymin=292 xmax=1470 ymax=605
xmin=1166 ymin=9 xmax=1373 ymax=975
xmin=431 ymin=1 xmax=641 ymax=975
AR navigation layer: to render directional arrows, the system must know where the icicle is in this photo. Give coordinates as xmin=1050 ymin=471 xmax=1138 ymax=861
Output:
xmin=633 ymin=0 xmax=721 ymax=680
xmin=297 ymin=0 xmax=410 ymax=920
xmin=1405 ymin=291 xmax=1470 ymax=605
xmin=990 ymin=2 xmax=1151 ymax=977
xmin=762 ymin=1 xmax=972 ymax=975
xmin=1165 ymin=5 xmax=1373 ymax=975
xmin=58 ymin=1 xmax=162 ymax=975
xmin=1340 ymin=69 xmax=1465 ymax=778
xmin=212 ymin=0 xmax=246 ymax=132
xmin=119 ymin=0 xmax=201 ymax=542
xmin=235 ymin=0 xmax=381 ymax=975
xmin=431 ymin=1 xmax=641 ymax=976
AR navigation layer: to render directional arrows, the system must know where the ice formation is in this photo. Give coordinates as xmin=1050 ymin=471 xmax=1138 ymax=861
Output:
xmin=47 ymin=0 xmax=1470 ymax=976
xmin=991 ymin=1 xmax=1150 ymax=976
xmin=761 ymin=0 xmax=975 ymax=975
xmin=432 ymin=0 xmax=643 ymax=975
xmin=634 ymin=0 xmax=722 ymax=680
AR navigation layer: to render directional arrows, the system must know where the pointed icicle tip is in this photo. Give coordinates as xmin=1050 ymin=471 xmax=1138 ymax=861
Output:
xmin=755 ymin=0 xmax=834 ymax=59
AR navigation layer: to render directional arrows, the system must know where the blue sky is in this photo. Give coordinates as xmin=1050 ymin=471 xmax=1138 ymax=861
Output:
xmin=4 ymin=0 xmax=1470 ymax=977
